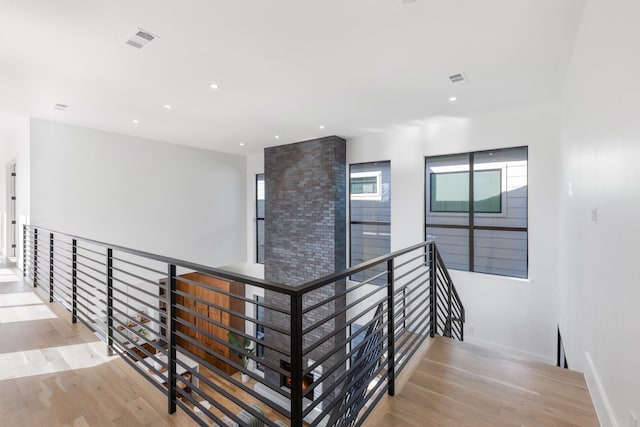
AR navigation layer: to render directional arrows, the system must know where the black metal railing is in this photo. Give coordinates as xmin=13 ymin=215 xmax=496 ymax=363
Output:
xmin=23 ymin=225 xmax=464 ymax=427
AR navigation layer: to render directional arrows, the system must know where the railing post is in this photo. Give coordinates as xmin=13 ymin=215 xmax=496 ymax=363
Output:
xmin=167 ymin=264 xmax=177 ymax=414
xmin=107 ymin=248 xmax=114 ymax=350
xmin=22 ymin=225 xmax=26 ymax=277
xmin=429 ymin=243 xmax=437 ymax=337
xmin=290 ymin=293 xmax=304 ymax=427
xmin=387 ymin=259 xmax=395 ymax=396
xmin=446 ymin=278 xmax=453 ymax=338
xmin=33 ymin=228 xmax=38 ymax=288
xmin=72 ymin=239 xmax=77 ymax=324
xmin=49 ymin=233 xmax=54 ymax=303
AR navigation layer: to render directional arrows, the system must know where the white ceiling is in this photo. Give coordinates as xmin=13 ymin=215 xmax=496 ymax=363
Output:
xmin=0 ymin=0 xmax=585 ymax=154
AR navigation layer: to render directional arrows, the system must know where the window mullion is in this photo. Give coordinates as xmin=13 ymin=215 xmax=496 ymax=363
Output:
xmin=468 ymin=152 xmax=474 ymax=272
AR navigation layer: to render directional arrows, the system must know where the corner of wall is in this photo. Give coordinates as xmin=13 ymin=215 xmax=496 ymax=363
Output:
xmin=584 ymin=351 xmax=618 ymax=427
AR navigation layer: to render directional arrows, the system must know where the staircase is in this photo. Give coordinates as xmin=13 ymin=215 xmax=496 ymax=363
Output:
xmin=364 ymin=336 xmax=600 ymax=427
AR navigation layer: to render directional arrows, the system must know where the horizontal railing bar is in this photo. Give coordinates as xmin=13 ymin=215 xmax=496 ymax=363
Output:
xmin=294 ymin=241 xmax=431 ymax=295
xmin=302 ymin=296 xmax=388 ymax=359
xmin=307 ymin=355 xmax=388 ymax=421
xmin=111 ymin=255 xmax=166 ymax=276
xmin=110 ymin=292 xmax=163 ymax=326
xmin=392 ymin=250 xmax=428 ymax=271
xmin=173 ymin=360 xmax=280 ymax=426
xmin=74 ymin=276 xmax=106 ymax=299
xmin=393 ymin=262 xmax=428 ymax=284
xmin=173 ymin=274 xmax=292 ymax=316
xmin=111 ymin=266 xmax=162 ymax=290
xmin=302 ymin=285 xmax=386 ymax=335
xmin=302 ymin=270 xmax=387 ymax=315
xmin=173 ymin=290 xmax=291 ymax=339
xmin=305 ymin=323 xmax=390 ymax=401
xmin=304 ymin=307 xmax=388 ymax=377
xmin=112 ymin=344 xmax=168 ymax=395
xmin=25 ymin=225 xmax=289 ymax=293
xmin=172 ymin=300 xmax=291 ymax=360
xmin=111 ymin=276 xmax=167 ymax=306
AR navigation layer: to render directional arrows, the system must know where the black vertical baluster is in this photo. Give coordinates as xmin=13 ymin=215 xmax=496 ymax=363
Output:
xmin=49 ymin=233 xmax=54 ymax=303
xmin=107 ymin=248 xmax=113 ymax=350
xmin=34 ymin=228 xmax=38 ymax=288
xmin=429 ymin=243 xmax=437 ymax=337
xmin=290 ymin=293 xmax=303 ymax=427
xmin=446 ymin=277 xmax=453 ymax=338
xmin=167 ymin=264 xmax=177 ymax=414
xmin=387 ymin=258 xmax=395 ymax=396
xmin=72 ymin=239 xmax=77 ymax=324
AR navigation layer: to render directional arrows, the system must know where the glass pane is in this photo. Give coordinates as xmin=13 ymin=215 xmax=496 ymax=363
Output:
xmin=474 ymin=229 xmax=527 ymax=278
xmin=430 ymin=172 xmax=469 ymax=212
xmin=350 ymin=163 xmax=390 ymax=222
xmin=256 ymin=219 xmax=265 ymax=264
xmin=350 ymin=223 xmax=390 ymax=284
xmin=474 ymin=147 xmax=528 ymax=228
xmin=426 ymin=226 xmax=469 ymax=271
xmin=256 ymin=174 xmax=265 ymax=218
xmin=426 ymin=153 xmax=470 ymax=227
xmin=474 ymin=169 xmax=501 ymax=213
xmin=351 ymin=175 xmax=378 ymax=195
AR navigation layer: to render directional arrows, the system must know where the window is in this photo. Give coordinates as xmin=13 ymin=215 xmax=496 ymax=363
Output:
xmin=350 ymin=161 xmax=391 ymax=284
xmin=425 ymin=147 xmax=528 ymax=278
xmin=351 ymin=171 xmax=382 ymax=200
xmin=256 ymin=174 xmax=265 ymax=264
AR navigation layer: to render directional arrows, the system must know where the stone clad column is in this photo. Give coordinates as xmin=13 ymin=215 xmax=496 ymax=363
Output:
xmin=263 ymin=136 xmax=346 ymax=407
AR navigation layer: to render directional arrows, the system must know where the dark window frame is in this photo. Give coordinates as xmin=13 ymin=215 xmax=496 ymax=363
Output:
xmin=256 ymin=174 xmax=265 ymax=264
xmin=425 ymin=147 xmax=528 ymax=279
xmin=349 ymin=161 xmax=391 ymax=284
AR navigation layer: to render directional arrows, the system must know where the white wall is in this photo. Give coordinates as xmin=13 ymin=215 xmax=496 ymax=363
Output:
xmin=558 ymin=0 xmax=640 ymax=424
xmin=30 ymin=119 xmax=246 ymax=268
xmin=0 ymin=113 xmax=30 ymax=266
xmin=348 ymin=102 xmax=562 ymax=363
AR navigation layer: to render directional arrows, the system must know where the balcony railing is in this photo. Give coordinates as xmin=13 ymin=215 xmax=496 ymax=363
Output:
xmin=23 ymin=225 xmax=464 ymax=427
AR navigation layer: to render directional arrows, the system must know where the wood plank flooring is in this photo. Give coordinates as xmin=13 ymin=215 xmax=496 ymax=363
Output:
xmin=364 ymin=335 xmax=600 ymax=427
xmin=0 ymin=267 xmax=196 ymax=427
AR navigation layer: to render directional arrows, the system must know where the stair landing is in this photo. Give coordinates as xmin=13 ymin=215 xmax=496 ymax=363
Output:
xmin=365 ymin=336 xmax=599 ymax=427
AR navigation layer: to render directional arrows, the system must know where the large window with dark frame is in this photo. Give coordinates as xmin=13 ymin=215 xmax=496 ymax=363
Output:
xmin=350 ymin=161 xmax=391 ymax=284
xmin=425 ymin=147 xmax=528 ymax=278
xmin=256 ymin=174 xmax=265 ymax=264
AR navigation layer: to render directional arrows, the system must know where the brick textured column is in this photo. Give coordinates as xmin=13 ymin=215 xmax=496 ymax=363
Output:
xmin=263 ymin=136 xmax=347 ymax=406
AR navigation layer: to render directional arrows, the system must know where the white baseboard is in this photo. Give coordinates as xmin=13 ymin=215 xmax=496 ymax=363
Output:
xmin=584 ymin=351 xmax=617 ymax=427
xmin=464 ymin=336 xmax=555 ymax=365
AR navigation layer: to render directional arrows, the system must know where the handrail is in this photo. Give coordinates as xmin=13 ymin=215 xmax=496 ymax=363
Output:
xmin=22 ymin=224 xmax=465 ymax=427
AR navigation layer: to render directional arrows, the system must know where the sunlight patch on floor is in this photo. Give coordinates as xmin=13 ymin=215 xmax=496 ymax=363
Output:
xmin=0 ymin=304 xmax=57 ymax=323
xmin=0 ymin=341 xmax=116 ymax=381
xmin=0 ymin=292 xmax=42 ymax=307
xmin=0 ymin=267 xmax=19 ymax=282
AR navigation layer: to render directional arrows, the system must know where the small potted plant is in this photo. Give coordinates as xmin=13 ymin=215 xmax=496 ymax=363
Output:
xmin=227 ymin=332 xmax=254 ymax=383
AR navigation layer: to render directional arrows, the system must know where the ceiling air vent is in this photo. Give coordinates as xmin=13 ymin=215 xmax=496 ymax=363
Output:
xmin=448 ymin=72 xmax=468 ymax=84
xmin=53 ymin=103 xmax=68 ymax=111
xmin=125 ymin=28 xmax=157 ymax=49
xmin=398 ymin=0 xmax=417 ymax=6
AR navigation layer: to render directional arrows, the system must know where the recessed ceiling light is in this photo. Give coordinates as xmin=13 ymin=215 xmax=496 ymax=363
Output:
xmin=274 ymin=135 xmax=280 ymax=139
xmin=210 ymin=83 xmax=219 ymax=89
xmin=164 ymin=104 xmax=172 ymax=109
xmin=53 ymin=103 xmax=68 ymax=111
xmin=132 ymin=119 xmax=139 ymax=124
xmin=449 ymin=96 xmax=457 ymax=102
xmin=319 ymin=125 xmax=325 ymax=129
xmin=239 ymin=142 xmax=245 ymax=146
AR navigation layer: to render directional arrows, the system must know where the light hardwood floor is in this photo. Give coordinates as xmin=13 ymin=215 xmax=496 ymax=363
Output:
xmin=365 ymin=335 xmax=600 ymax=427
xmin=0 ymin=267 xmax=196 ymax=427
